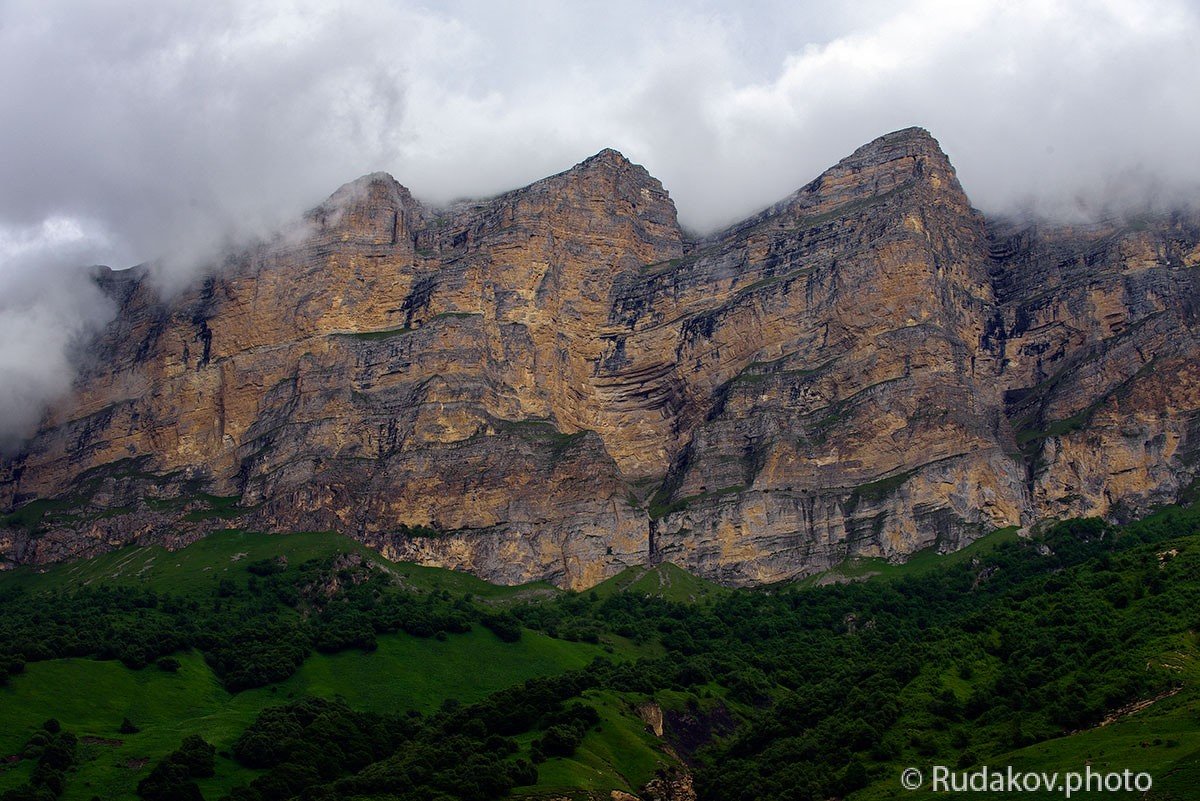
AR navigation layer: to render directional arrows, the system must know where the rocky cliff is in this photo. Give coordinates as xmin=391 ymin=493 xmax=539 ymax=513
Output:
xmin=2 ymin=128 xmax=1198 ymax=588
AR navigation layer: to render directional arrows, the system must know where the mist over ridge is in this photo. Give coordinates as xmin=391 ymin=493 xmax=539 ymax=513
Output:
xmin=1 ymin=0 xmax=1198 ymax=447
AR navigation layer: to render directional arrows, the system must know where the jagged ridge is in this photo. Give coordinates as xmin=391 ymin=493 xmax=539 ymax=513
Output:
xmin=2 ymin=128 xmax=1199 ymax=589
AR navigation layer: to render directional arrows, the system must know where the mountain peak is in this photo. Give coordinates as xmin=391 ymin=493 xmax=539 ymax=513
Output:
xmin=325 ymin=171 xmax=416 ymax=209
xmin=531 ymin=146 xmax=674 ymax=208
xmin=579 ymin=147 xmax=633 ymax=169
xmin=774 ymin=125 xmax=965 ymax=220
xmin=716 ymin=127 xmax=962 ymax=239
xmin=846 ymin=125 xmax=946 ymax=159
xmin=312 ymin=171 xmax=422 ymax=246
xmin=876 ymin=125 xmax=938 ymax=144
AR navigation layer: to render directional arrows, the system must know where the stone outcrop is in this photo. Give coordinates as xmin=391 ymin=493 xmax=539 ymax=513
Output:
xmin=641 ymin=767 xmax=697 ymax=801
xmin=2 ymin=128 xmax=1198 ymax=588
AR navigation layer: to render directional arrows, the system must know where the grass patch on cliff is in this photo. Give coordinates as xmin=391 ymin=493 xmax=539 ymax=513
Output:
xmin=647 ymin=484 xmax=744 ymax=520
xmin=639 ymin=250 xmax=708 ymax=274
xmin=0 ymin=528 xmax=563 ymax=604
xmin=794 ymin=525 xmax=1022 ymax=587
xmin=1 ymin=462 xmax=238 ymax=535
xmin=495 ymin=418 xmax=592 ymax=460
xmin=732 ymin=265 xmax=815 ymax=298
xmin=592 ymin=563 xmax=725 ymax=604
xmin=334 ymin=325 xmax=415 ymax=340
xmin=1 ymin=462 xmax=162 ymax=532
xmin=843 ymin=468 xmax=918 ymax=513
xmin=0 ymin=497 xmax=80 ymax=531
xmin=727 ymin=355 xmax=833 ymax=388
xmin=0 ymin=529 xmax=385 ymax=596
xmin=1010 ymin=354 xmax=1162 ymax=455
xmin=1014 ymin=406 xmax=1096 ymax=450
xmin=181 ymin=492 xmax=244 ymax=522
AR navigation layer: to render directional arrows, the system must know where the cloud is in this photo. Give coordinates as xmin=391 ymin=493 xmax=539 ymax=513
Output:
xmin=0 ymin=217 xmax=115 ymax=451
xmin=1 ymin=0 xmax=1198 ymax=446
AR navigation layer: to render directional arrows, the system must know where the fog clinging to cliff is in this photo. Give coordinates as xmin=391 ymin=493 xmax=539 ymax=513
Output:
xmin=1 ymin=0 xmax=1198 ymax=447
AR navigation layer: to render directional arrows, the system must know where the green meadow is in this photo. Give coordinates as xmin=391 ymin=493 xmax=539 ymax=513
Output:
xmin=0 ymin=628 xmax=625 ymax=800
xmin=3 ymin=505 xmax=1200 ymax=800
xmin=0 ymin=531 xmax=665 ymax=800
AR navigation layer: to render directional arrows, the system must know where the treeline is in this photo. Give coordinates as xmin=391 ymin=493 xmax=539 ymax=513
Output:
xmin=510 ymin=509 xmax=1200 ymax=801
xmin=0 ymin=556 xmax=481 ymax=692
xmin=3 ymin=504 xmax=1200 ymax=801
xmin=218 ymin=672 xmax=608 ymax=801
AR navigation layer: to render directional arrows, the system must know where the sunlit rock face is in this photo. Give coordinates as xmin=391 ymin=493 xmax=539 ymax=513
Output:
xmin=3 ymin=128 xmax=1198 ymax=588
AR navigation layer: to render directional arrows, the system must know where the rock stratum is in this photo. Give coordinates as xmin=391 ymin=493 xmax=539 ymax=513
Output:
xmin=3 ymin=128 xmax=1199 ymax=588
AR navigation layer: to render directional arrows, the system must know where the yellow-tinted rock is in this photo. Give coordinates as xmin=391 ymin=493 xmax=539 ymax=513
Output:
xmin=2 ymin=128 xmax=1198 ymax=588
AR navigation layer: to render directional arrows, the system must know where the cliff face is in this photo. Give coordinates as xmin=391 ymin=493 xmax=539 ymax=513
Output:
xmin=3 ymin=128 xmax=1198 ymax=588
xmin=984 ymin=216 xmax=1200 ymax=521
xmin=638 ymin=129 xmax=1024 ymax=583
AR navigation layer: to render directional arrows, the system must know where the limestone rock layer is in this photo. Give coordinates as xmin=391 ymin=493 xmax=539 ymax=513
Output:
xmin=3 ymin=128 xmax=1198 ymax=588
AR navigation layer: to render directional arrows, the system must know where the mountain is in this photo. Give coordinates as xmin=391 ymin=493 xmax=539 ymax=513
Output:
xmin=2 ymin=127 xmax=1199 ymax=588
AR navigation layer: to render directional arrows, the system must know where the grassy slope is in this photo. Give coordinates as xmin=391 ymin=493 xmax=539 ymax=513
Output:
xmin=11 ymin=520 xmax=1196 ymax=799
xmin=0 ymin=532 xmax=657 ymax=800
xmin=844 ymin=531 xmax=1200 ymax=800
xmin=853 ymin=635 xmax=1200 ymax=800
xmin=793 ymin=525 xmax=1023 ymax=586
xmin=980 ymin=630 xmax=1200 ymax=801
xmin=592 ymin=562 xmax=725 ymax=603
xmin=0 ymin=529 xmax=558 ymax=601
xmin=515 ymin=690 xmax=672 ymax=799
xmin=523 ymin=563 xmax=727 ymax=797
xmin=0 ymin=626 xmax=621 ymax=800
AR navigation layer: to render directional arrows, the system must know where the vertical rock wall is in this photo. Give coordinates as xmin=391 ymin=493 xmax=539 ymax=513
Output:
xmin=2 ymin=128 xmax=1198 ymax=588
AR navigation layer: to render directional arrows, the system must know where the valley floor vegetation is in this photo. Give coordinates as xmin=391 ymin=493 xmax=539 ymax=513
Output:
xmin=2 ymin=505 xmax=1200 ymax=799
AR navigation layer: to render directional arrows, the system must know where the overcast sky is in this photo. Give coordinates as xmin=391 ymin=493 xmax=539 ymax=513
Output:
xmin=1 ymin=0 xmax=1199 ymax=448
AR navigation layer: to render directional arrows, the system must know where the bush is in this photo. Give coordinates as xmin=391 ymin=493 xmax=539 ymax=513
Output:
xmin=536 ymin=723 xmax=586 ymax=758
xmin=2 ymin=725 xmax=77 ymax=800
xmin=175 ymin=735 xmax=215 ymax=778
xmin=481 ymin=613 xmax=522 ymax=643
xmin=136 ymin=736 xmax=214 ymax=801
xmin=246 ymin=558 xmax=286 ymax=577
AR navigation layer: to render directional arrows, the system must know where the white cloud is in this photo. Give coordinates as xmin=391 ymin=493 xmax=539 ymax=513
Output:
xmin=0 ymin=217 xmax=115 ymax=450
xmin=0 ymin=0 xmax=1198 ymax=446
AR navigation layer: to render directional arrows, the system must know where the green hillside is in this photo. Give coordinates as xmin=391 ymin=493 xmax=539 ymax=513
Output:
xmin=0 ymin=630 xmax=626 ymax=800
xmin=2 ymin=505 xmax=1200 ymax=800
xmin=0 ymin=529 xmax=557 ymax=601
xmin=591 ymin=562 xmax=725 ymax=603
xmin=793 ymin=524 xmax=1023 ymax=586
xmin=0 ymin=531 xmax=668 ymax=801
